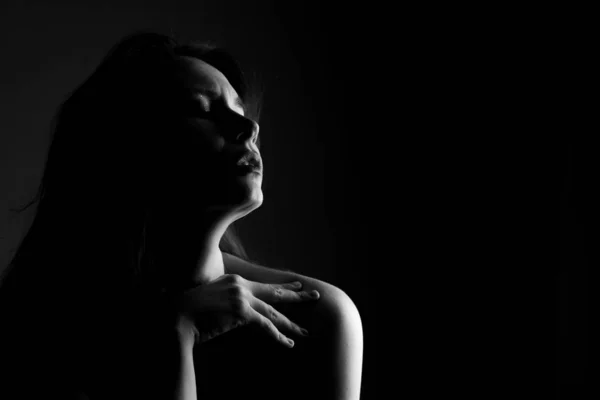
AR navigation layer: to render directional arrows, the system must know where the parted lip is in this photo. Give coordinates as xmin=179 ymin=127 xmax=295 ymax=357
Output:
xmin=235 ymin=151 xmax=262 ymax=171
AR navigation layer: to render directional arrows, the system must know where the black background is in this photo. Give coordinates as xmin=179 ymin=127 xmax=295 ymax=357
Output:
xmin=559 ymin=143 xmax=590 ymax=398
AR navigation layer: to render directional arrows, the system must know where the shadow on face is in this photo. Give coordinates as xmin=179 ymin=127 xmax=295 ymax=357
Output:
xmin=160 ymin=56 xmax=264 ymax=222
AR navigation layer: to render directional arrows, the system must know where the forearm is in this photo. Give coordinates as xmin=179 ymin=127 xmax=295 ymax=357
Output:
xmin=153 ymin=327 xmax=197 ymax=400
xmin=172 ymin=338 xmax=197 ymax=400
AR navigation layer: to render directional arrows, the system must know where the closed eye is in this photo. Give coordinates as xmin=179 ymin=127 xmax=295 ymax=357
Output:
xmin=182 ymin=99 xmax=212 ymax=118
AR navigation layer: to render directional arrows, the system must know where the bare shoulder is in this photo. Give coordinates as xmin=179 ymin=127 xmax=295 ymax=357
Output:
xmin=292 ymin=273 xmax=361 ymax=325
xmin=222 ymin=252 xmax=361 ymax=325
xmin=281 ymin=273 xmax=364 ymax=400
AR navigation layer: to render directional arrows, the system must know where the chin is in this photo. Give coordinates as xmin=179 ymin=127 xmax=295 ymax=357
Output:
xmin=241 ymin=188 xmax=263 ymax=212
xmin=228 ymin=195 xmax=262 ymax=222
xmin=225 ymin=183 xmax=263 ymax=213
xmin=232 ymin=174 xmax=262 ymax=203
xmin=250 ymin=191 xmax=264 ymax=209
xmin=202 ymin=174 xmax=263 ymax=216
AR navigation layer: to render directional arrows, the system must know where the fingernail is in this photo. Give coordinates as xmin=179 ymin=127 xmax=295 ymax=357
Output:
xmin=288 ymin=338 xmax=295 ymax=347
xmin=310 ymin=290 xmax=320 ymax=299
xmin=292 ymin=281 xmax=302 ymax=288
xmin=300 ymin=328 xmax=309 ymax=336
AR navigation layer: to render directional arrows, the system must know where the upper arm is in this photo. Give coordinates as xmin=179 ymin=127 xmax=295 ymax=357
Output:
xmin=311 ymin=284 xmax=364 ymax=400
xmin=284 ymin=274 xmax=363 ymax=400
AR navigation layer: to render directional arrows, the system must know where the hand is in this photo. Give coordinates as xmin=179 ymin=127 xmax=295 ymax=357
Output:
xmin=168 ymin=274 xmax=320 ymax=348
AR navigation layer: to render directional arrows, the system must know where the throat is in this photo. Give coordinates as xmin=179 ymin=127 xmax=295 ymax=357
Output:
xmin=156 ymin=239 xmax=225 ymax=291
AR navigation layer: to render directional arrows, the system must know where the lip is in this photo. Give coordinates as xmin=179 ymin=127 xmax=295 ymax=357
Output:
xmin=234 ymin=164 xmax=262 ymax=175
xmin=235 ymin=152 xmax=262 ymax=172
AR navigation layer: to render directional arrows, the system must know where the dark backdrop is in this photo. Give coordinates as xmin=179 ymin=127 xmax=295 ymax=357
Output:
xmin=0 ymin=1 xmax=377 ymax=398
xmin=558 ymin=142 xmax=590 ymax=398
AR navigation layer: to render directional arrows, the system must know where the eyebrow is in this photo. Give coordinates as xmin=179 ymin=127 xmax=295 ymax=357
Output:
xmin=191 ymin=87 xmax=246 ymax=114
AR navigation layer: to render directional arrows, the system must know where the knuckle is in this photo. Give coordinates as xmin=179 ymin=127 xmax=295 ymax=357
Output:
xmin=273 ymin=287 xmax=284 ymax=301
xmin=268 ymin=306 xmax=278 ymax=322
xmin=228 ymin=284 xmax=245 ymax=299
xmin=226 ymin=274 xmax=244 ymax=285
xmin=230 ymin=297 xmax=248 ymax=316
xmin=263 ymin=317 xmax=275 ymax=331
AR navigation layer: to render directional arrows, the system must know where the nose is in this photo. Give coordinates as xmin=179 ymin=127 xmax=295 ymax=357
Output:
xmin=235 ymin=119 xmax=260 ymax=145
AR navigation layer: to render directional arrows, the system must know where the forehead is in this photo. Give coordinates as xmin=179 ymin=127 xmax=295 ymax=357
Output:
xmin=176 ymin=56 xmax=238 ymax=97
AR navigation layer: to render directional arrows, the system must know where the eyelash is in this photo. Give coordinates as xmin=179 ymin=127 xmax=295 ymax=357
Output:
xmin=186 ymin=101 xmax=212 ymax=117
xmin=194 ymin=108 xmax=211 ymax=116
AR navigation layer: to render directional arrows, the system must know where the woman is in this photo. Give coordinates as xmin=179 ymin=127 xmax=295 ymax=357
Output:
xmin=0 ymin=31 xmax=362 ymax=400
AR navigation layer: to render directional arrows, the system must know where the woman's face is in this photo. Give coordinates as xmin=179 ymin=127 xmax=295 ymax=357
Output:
xmin=170 ymin=56 xmax=263 ymax=221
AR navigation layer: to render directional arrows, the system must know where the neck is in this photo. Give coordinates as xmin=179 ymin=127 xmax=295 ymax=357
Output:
xmin=153 ymin=210 xmax=234 ymax=291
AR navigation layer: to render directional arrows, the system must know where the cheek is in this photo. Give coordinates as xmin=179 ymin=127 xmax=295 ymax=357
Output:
xmin=179 ymin=119 xmax=227 ymax=164
xmin=155 ymin=121 xmax=229 ymax=201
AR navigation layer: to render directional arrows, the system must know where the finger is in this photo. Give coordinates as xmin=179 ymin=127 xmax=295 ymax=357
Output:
xmin=245 ymin=306 xmax=295 ymax=348
xmin=250 ymin=297 xmax=309 ymax=338
xmin=280 ymin=281 xmax=303 ymax=291
xmin=248 ymin=281 xmax=320 ymax=304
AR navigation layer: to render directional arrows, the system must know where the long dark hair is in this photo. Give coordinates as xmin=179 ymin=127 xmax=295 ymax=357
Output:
xmin=0 ymin=30 xmax=263 ymax=398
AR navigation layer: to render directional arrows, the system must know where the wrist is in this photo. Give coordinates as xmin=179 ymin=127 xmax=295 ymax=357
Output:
xmin=154 ymin=290 xmax=196 ymax=348
xmin=174 ymin=313 xmax=198 ymax=350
